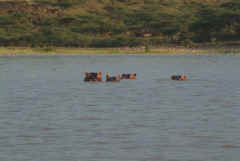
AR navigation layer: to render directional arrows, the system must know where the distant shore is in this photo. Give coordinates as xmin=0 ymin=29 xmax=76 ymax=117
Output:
xmin=1 ymin=45 xmax=240 ymax=55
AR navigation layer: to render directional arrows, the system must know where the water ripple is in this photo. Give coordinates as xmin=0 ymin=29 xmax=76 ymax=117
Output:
xmin=1 ymin=54 xmax=240 ymax=161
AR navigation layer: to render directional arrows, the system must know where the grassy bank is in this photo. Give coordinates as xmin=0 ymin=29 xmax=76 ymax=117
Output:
xmin=0 ymin=45 xmax=240 ymax=55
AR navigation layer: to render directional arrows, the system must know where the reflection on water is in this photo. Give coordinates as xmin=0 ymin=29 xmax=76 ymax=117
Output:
xmin=0 ymin=54 xmax=240 ymax=161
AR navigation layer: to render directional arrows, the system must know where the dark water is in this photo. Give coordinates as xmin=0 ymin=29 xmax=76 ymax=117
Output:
xmin=0 ymin=54 xmax=240 ymax=161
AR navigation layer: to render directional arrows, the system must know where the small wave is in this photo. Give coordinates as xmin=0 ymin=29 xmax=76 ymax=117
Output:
xmin=222 ymin=144 xmax=240 ymax=149
xmin=78 ymin=116 xmax=102 ymax=121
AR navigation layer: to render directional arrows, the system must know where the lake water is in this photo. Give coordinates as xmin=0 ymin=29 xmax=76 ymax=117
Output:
xmin=0 ymin=54 xmax=240 ymax=161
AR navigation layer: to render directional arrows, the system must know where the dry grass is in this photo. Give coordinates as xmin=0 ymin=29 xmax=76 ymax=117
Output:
xmin=0 ymin=46 xmax=240 ymax=55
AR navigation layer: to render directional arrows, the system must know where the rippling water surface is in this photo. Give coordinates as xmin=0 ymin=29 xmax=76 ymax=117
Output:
xmin=0 ymin=54 xmax=240 ymax=161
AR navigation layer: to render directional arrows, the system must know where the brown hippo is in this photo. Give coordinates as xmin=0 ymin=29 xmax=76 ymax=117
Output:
xmin=171 ymin=74 xmax=187 ymax=81
xmin=106 ymin=74 xmax=121 ymax=82
xmin=84 ymin=72 xmax=102 ymax=82
xmin=121 ymin=73 xmax=136 ymax=80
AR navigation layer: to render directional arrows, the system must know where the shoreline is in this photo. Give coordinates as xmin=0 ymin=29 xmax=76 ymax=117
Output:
xmin=0 ymin=46 xmax=240 ymax=55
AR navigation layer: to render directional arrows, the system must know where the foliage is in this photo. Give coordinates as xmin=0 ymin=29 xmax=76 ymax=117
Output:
xmin=0 ymin=0 xmax=239 ymax=47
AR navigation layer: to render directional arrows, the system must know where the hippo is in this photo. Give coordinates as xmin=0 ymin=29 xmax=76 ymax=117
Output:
xmin=171 ymin=74 xmax=187 ymax=81
xmin=106 ymin=74 xmax=121 ymax=82
xmin=84 ymin=72 xmax=102 ymax=82
xmin=121 ymin=73 xmax=136 ymax=80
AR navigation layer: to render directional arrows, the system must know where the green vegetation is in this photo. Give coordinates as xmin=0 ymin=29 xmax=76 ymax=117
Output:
xmin=0 ymin=0 xmax=240 ymax=48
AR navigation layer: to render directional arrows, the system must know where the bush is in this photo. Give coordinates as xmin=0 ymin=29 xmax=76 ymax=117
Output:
xmin=55 ymin=0 xmax=72 ymax=8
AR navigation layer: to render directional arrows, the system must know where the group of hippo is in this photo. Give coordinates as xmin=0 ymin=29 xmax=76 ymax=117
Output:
xmin=84 ymin=72 xmax=186 ymax=82
xmin=84 ymin=72 xmax=137 ymax=82
xmin=171 ymin=74 xmax=187 ymax=81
